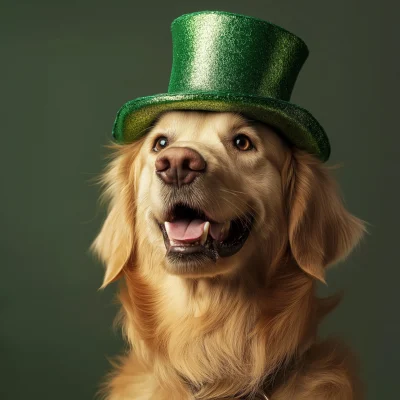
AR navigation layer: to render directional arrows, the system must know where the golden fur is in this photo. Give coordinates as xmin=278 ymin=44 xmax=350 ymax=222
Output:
xmin=92 ymin=111 xmax=366 ymax=399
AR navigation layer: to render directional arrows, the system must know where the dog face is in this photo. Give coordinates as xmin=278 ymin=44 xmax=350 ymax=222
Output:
xmin=93 ymin=111 xmax=365 ymax=287
xmin=135 ymin=111 xmax=289 ymax=278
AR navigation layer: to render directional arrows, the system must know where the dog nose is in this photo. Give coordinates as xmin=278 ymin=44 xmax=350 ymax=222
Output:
xmin=155 ymin=147 xmax=206 ymax=186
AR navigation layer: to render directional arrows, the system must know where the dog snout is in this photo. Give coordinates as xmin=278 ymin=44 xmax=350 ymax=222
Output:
xmin=155 ymin=146 xmax=206 ymax=186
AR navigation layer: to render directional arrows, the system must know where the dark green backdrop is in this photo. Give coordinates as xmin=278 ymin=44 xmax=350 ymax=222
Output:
xmin=1 ymin=1 xmax=398 ymax=399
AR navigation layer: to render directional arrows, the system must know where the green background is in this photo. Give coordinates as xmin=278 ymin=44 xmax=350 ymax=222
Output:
xmin=1 ymin=0 xmax=398 ymax=399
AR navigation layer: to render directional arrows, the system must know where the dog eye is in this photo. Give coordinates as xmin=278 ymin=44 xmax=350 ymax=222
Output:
xmin=233 ymin=134 xmax=254 ymax=151
xmin=153 ymin=136 xmax=169 ymax=152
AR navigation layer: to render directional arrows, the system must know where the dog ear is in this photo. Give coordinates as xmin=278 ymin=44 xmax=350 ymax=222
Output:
xmin=92 ymin=200 xmax=134 ymax=288
xmin=91 ymin=144 xmax=141 ymax=289
xmin=285 ymin=150 xmax=366 ymax=282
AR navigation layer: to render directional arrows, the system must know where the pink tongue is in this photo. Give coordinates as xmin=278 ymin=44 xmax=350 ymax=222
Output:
xmin=165 ymin=219 xmax=206 ymax=241
xmin=165 ymin=220 xmax=226 ymax=242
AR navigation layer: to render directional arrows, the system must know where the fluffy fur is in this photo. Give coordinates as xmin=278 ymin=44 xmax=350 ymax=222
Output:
xmin=92 ymin=111 xmax=366 ymax=400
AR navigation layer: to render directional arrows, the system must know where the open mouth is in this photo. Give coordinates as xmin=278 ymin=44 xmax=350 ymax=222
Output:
xmin=158 ymin=203 xmax=254 ymax=262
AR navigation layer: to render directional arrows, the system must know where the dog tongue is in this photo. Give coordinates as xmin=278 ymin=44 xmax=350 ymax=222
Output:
xmin=165 ymin=219 xmax=205 ymax=241
xmin=165 ymin=220 xmax=225 ymax=242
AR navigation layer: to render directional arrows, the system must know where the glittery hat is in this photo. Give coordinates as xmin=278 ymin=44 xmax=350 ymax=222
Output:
xmin=112 ymin=11 xmax=330 ymax=162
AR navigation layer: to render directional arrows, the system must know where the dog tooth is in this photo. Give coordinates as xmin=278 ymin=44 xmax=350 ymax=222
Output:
xmin=200 ymin=221 xmax=210 ymax=245
xmin=165 ymin=222 xmax=172 ymax=238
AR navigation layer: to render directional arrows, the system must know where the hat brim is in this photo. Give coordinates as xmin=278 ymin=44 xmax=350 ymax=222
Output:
xmin=112 ymin=92 xmax=330 ymax=162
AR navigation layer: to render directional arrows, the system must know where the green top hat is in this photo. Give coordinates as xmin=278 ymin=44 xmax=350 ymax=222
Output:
xmin=113 ymin=11 xmax=330 ymax=162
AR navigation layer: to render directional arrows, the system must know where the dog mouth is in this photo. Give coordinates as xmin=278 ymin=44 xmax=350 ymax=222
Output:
xmin=158 ymin=203 xmax=253 ymax=262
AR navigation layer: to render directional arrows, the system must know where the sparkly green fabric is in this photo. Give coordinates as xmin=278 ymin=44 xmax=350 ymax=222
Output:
xmin=113 ymin=11 xmax=331 ymax=162
xmin=169 ymin=11 xmax=308 ymax=101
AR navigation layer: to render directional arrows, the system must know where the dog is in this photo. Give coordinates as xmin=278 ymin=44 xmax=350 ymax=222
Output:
xmin=92 ymin=110 xmax=366 ymax=399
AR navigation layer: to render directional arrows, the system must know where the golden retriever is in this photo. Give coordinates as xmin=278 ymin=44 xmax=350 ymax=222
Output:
xmin=92 ymin=111 xmax=366 ymax=400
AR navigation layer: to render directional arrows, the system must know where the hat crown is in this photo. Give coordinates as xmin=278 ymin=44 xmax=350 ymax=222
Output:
xmin=168 ymin=11 xmax=309 ymax=101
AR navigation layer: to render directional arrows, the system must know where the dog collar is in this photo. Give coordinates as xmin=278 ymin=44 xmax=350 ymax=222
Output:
xmin=175 ymin=353 xmax=299 ymax=399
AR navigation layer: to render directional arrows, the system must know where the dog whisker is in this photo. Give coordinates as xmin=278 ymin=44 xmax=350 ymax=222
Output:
xmin=219 ymin=188 xmax=261 ymax=218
